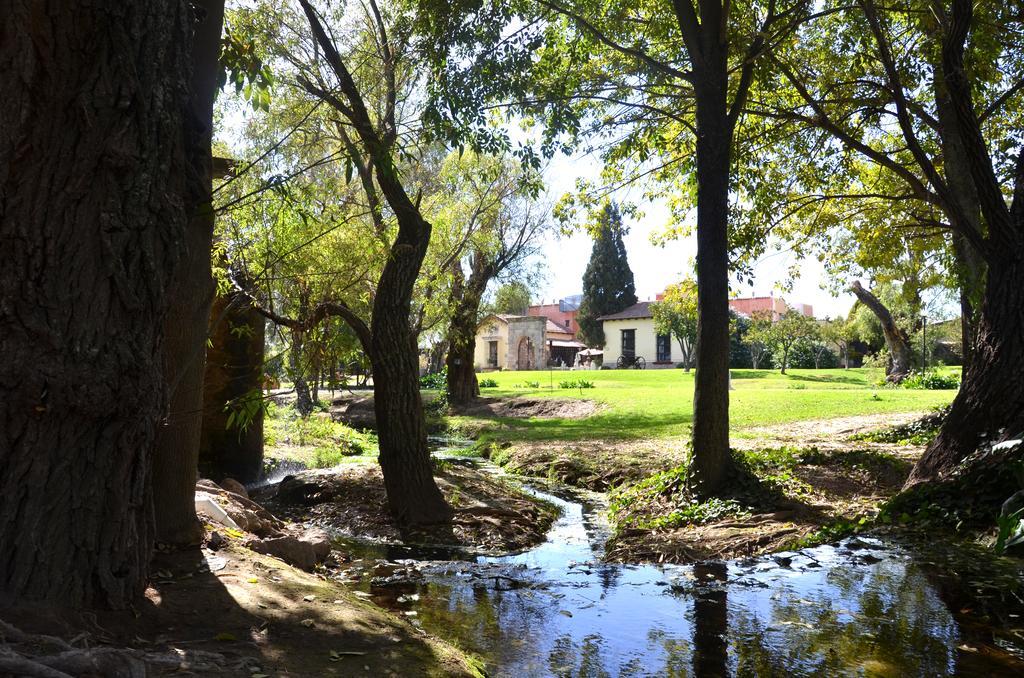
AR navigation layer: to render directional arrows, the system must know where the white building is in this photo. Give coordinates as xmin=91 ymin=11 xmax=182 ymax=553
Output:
xmin=598 ymin=302 xmax=675 ymax=368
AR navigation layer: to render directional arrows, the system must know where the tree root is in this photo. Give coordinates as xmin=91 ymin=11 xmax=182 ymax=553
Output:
xmin=1 ymin=617 xmax=252 ymax=677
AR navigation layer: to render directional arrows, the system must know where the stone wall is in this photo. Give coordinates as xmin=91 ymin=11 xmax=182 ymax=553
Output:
xmin=506 ymin=316 xmax=547 ymax=370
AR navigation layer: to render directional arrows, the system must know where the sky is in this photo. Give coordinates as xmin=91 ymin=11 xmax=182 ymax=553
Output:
xmin=530 ymin=151 xmax=858 ymax=320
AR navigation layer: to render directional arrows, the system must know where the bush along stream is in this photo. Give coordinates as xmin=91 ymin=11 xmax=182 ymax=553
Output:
xmin=293 ymin=444 xmax=1024 ymax=676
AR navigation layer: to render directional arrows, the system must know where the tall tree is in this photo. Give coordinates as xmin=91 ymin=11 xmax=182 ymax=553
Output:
xmin=442 ymin=153 xmax=547 ymax=404
xmin=152 ymin=0 xmax=227 ymax=546
xmin=849 ymin=281 xmax=914 ymax=382
xmin=651 ymin=279 xmax=698 ymax=370
xmin=239 ymin=0 xmax=455 ymax=524
xmin=492 ymin=282 xmax=532 ymax=315
xmin=750 ymin=0 xmax=1024 ymax=481
xmin=0 ymin=0 xmax=191 ymax=606
xmin=576 ymin=202 xmax=637 ymax=348
xmin=420 ymin=0 xmax=813 ymax=496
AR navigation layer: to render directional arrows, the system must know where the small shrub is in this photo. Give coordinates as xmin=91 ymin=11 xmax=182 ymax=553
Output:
xmin=995 ymin=507 xmax=1024 ymax=554
xmin=558 ymin=379 xmax=595 ymax=389
xmin=312 ymin=445 xmax=346 ymax=468
xmin=522 ymin=380 xmax=540 ymax=388
xmin=419 ymin=369 xmax=447 ymax=389
xmin=478 ymin=377 xmax=499 ymax=388
xmin=901 ymin=369 xmax=960 ymax=390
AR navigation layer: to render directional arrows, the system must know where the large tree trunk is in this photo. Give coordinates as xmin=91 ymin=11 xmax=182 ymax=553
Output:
xmin=446 ymin=258 xmax=491 ymax=406
xmin=0 ymin=0 xmax=190 ymax=607
xmin=446 ymin=315 xmax=481 ymax=405
xmin=952 ymin=233 xmax=984 ymax=379
xmin=909 ymin=254 xmax=1024 ymax=483
xmin=935 ymin=74 xmax=986 ymax=382
xmin=908 ymin=0 xmax=1024 ymax=484
xmin=199 ymin=290 xmax=266 ymax=484
xmin=690 ymin=71 xmax=733 ymax=497
xmin=152 ymin=0 xmax=225 ymax=546
xmin=370 ymin=236 xmax=453 ymax=526
xmin=296 ymin=0 xmax=451 ymax=526
xmin=849 ymin=281 xmax=913 ymax=382
xmin=290 ymin=290 xmax=314 ymax=416
xmin=290 ymin=328 xmax=314 ymax=416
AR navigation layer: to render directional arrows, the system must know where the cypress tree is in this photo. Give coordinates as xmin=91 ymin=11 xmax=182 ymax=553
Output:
xmin=576 ymin=202 xmax=638 ymax=347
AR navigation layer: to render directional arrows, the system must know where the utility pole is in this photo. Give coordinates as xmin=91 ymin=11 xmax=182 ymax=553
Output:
xmin=921 ymin=314 xmax=928 ymax=370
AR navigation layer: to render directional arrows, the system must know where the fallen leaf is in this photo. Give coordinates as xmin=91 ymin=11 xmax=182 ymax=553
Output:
xmin=303 ymin=594 xmax=316 ymax=602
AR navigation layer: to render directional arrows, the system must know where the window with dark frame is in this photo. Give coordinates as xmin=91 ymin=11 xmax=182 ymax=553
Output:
xmin=656 ymin=334 xmax=672 ymax=362
xmin=488 ymin=341 xmax=498 ymax=367
xmin=621 ymin=329 xmax=635 ymax=359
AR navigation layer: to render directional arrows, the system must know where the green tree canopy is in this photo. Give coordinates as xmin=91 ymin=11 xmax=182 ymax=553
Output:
xmin=576 ymin=202 xmax=637 ymax=347
xmin=651 ymin=278 xmax=698 ymax=370
xmin=491 ymin=282 xmax=532 ymax=315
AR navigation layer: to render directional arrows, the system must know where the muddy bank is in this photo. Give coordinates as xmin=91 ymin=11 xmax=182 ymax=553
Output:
xmin=605 ymin=445 xmax=916 ymax=563
xmin=486 ymin=415 xmax=934 ymax=564
xmin=255 ymin=462 xmax=559 ymax=555
xmin=452 ymin=396 xmax=602 ymax=420
xmin=489 ymin=438 xmax=688 ymax=491
xmin=326 ymin=393 xmax=603 ymax=430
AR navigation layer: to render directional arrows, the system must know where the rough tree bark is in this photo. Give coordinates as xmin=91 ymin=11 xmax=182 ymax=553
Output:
xmin=299 ymin=0 xmax=451 ymax=524
xmin=849 ymin=281 xmax=913 ymax=382
xmin=672 ymin=0 xmax=778 ymax=497
xmin=152 ymin=0 xmax=226 ymax=546
xmin=688 ymin=57 xmax=734 ymax=497
xmin=198 ymin=290 xmax=266 ymax=484
xmin=446 ymin=256 xmax=494 ymax=405
xmin=911 ymin=257 xmax=1024 ymax=482
xmin=290 ymin=290 xmax=315 ymax=416
xmin=935 ymin=71 xmax=985 ymax=380
xmin=0 ymin=0 xmax=191 ymax=607
xmin=909 ymin=0 xmax=1024 ymax=483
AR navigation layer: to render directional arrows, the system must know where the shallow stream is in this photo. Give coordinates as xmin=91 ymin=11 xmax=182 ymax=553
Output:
xmin=328 ymin=455 xmax=1023 ymax=676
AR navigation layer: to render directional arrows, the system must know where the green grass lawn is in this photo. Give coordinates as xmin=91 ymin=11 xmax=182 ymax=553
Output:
xmin=451 ymin=367 xmax=957 ymax=442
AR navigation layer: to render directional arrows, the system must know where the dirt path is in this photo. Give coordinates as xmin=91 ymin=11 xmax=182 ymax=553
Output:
xmin=737 ymin=411 xmax=921 ymax=448
xmin=733 ymin=411 xmax=926 ymax=456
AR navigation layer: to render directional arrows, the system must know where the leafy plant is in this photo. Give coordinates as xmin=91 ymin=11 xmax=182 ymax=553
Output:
xmin=851 ymin=405 xmax=949 ymax=445
xmin=224 ymin=388 xmax=269 ymax=433
xmin=995 ymin=507 xmax=1024 ymax=554
xmin=901 ymin=370 xmax=960 ymax=390
xmin=478 ymin=377 xmax=499 ymax=388
xmin=558 ymin=379 xmax=595 ymax=389
xmin=419 ymin=369 xmax=447 ymax=389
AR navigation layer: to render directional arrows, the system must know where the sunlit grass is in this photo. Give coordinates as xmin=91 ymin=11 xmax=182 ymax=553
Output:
xmin=449 ymin=367 xmax=958 ymax=442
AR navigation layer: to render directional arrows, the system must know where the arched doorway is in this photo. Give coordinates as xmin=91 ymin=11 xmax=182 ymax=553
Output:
xmin=517 ymin=336 xmax=534 ymax=370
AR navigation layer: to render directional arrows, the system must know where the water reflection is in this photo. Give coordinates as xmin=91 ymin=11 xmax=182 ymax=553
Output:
xmin=336 ymin=480 xmax=1023 ymax=677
